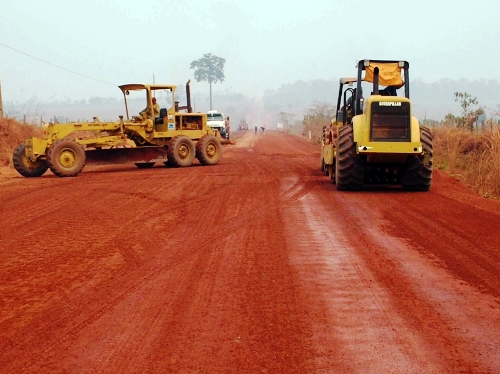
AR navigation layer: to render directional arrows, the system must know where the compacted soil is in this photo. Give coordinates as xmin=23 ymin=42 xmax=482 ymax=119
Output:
xmin=0 ymin=130 xmax=499 ymax=373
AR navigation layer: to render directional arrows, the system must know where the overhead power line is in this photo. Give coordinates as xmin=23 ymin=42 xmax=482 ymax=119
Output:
xmin=0 ymin=42 xmax=116 ymax=86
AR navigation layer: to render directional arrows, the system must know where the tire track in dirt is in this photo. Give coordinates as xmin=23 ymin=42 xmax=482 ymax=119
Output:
xmin=0 ymin=139 xmax=313 ymax=372
xmin=380 ymin=191 xmax=500 ymax=298
xmin=283 ymin=191 xmax=447 ymax=372
xmin=0 ymin=169 xmax=238 ymax=372
xmin=2 ymin=130 xmax=498 ymax=373
xmin=312 ymin=189 xmax=500 ymax=373
xmin=35 ymin=151 xmax=312 ymax=372
xmin=90 ymin=134 xmax=319 ymax=373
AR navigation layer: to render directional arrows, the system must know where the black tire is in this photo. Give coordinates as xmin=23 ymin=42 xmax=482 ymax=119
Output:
xmin=196 ymin=135 xmax=222 ymax=166
xmin=47 ymin=139 xmax=86 ymax=177
xmin=12 ymin=142 xmax=48 ymax=177
xmin=401 ymin=126 xmax=433 ymax=191
xmin=134 ymin=162 xmax=155 ymax=169
xmin=167 ymin=136 xmax=196 ymax=167
xmin=335 ymin=125 xmax=365 ymax=190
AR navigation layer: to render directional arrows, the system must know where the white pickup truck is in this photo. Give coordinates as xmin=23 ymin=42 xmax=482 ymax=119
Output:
xmin=206 ymin=110 xmax=228 ymax=139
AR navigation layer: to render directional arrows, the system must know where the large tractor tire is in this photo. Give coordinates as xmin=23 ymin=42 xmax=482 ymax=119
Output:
xmin=196 ymin=135 xmax=222 ymax=166
xmin=12 ymin=142 xmax=49 ymax=177
xmin=167 ymin=136 xmax=196 ymax=167
xmin=401 ymin=126 xmax=433 ymax=191
xmin=47 ymin=139 xmax=86 ymax=177
xmin=335 ymin=124 xmax=365 ymax=190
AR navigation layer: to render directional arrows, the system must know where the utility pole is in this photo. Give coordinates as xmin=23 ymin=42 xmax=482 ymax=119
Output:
xmin=153 ymin=73 xmax=155 ymax=98
xmin=0 ymin=77 xmax=4 ymax=118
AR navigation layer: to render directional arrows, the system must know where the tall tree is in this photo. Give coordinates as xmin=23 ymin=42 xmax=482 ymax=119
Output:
xmin=190 ymin=53 xmax=226 ymax=110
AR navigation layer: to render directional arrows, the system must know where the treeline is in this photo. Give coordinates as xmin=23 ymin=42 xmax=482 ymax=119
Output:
xmin=4 ymin=78 xmax=500 ymax=127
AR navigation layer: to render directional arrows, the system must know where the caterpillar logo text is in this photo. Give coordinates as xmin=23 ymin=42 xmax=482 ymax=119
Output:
xmin=379 ymin=102 xmax=402 ymax=106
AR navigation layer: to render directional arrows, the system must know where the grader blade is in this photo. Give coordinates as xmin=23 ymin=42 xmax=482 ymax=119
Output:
xmin=84 ymin=146 xmax=168 ymax=166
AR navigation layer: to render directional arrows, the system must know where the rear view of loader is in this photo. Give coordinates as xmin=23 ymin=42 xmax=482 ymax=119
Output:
xmin=334 ymin=59 xmax=433 ymax=191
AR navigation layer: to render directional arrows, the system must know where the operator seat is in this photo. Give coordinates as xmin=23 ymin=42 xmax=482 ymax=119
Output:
xmin=155 ymin=108 xmax=167 ymax=125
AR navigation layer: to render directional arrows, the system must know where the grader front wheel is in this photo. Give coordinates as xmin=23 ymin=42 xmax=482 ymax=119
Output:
xmin=12 ymin=142 xmax=49 ymax=177
xmin=47 ymin=139 xmax=86 ymax=177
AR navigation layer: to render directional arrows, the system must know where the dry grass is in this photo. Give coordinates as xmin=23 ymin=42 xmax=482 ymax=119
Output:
xmin=0 ymin=118 xmax=42 ymax=166
xmin=433 ymin=124 xmax=500 ymax=198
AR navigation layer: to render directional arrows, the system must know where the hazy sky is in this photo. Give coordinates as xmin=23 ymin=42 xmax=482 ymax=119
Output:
xmin=1 ymin=0 xmax=499 ymax=103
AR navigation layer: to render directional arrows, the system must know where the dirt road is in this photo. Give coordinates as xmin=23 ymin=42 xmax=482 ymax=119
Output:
xmin=1 ymin=130 xmax=499 ymax=373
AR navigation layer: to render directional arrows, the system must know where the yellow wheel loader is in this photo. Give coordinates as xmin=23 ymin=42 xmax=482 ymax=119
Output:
xmin=13 ymin=81 xmax=232 ymax=177
xmin=333 ymin=59 xmax=433 ymax=191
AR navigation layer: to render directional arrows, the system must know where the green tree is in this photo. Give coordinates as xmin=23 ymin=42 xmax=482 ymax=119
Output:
xmin=190 ymin=53 xmax=226 ymax=110
xmin=454 ymin=92 xmax=484 ymax=131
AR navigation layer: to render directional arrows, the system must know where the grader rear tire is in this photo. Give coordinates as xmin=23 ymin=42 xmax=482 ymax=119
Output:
xmin=167 ymin=136 xmax=196 ymax=167
xmin=401 ymin=126 xmax=433 ymax=191
xmin=335 ymin=124 xmax=365 ymax=190
xmin=47 ymin=139 xmax=86 ymax=177
xmin=12 ymin=142 xmax=49 ymax=177
xmin=196 ymin=135 xmax=222 ymax=165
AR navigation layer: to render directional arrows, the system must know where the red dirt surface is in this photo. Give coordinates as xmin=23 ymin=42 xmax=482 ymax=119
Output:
xmin=1 ymin=130 xmax=499 ymax=373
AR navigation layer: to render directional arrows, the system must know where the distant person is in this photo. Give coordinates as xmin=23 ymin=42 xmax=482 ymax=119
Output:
xmin=225 ymin=117 xmax=230 ymax=139
xmin=254 ymin=124 xmax=258 ymax=135
xmin=261 ymin=124 xmax=266 ymax=135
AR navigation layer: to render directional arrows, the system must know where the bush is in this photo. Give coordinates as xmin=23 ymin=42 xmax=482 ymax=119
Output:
xmin=0 ymin=118 xmax=42 ymax=166
xmin=301 ymin=102 xmax=335 ymax=144
xmin=433 ymin=124 xmax=500 ymax=198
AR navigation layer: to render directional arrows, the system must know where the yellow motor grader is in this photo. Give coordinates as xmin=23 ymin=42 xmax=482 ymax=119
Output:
xmin=13 ymin=81 xmax=233 ymax=177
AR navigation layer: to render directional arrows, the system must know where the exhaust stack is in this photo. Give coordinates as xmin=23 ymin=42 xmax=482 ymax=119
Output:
xmin=185 ymin=80 xmax=193 ymax=113
xmin=373 ymin=67 xmax=380 ymax=95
